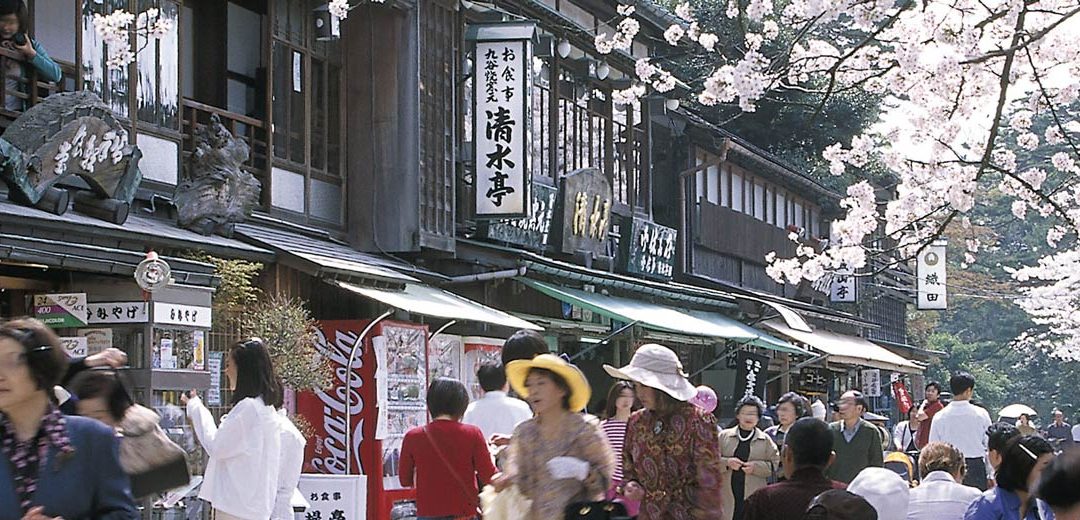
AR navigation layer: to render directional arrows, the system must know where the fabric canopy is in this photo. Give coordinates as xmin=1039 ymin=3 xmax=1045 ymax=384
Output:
xmin=331 ymin=280 xmax=542 ymax=331
xmin=762 ymin=319 xmax=923 ymax=373
xmin=520 ymin=279 xmax=805 ymax=354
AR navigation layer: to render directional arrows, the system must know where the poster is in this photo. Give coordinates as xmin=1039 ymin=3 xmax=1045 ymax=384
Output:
xmin=159 ymin=338 xmax=176 ymax=369
xmin=379 ymin=323 xmax=428 ymax=491
xmin=463 ymin=336 xmax=503 ymax=400
xmin=33 ymin=293 xmax=88 ymax=328
xmin=192 ymin=330 xmax=205 ymax=370
xmin=207 ymin=352 xmax=223 ymax=406
xmin=427 ymin=334 xmax=463 ymax=384
xmin=59 ymin=336 xmax=88 ymax=358
xmin=77 ymin=328 xmax=113 ymax=356
xmin=298 ymin=474 xmax=366 ymax=520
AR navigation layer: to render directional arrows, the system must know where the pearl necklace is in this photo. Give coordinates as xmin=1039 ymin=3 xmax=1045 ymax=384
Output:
xmin=737 ymin=428 xmax=755 ymax=442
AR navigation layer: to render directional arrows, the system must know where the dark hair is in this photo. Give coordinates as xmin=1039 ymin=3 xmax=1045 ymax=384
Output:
xmin=919 ymin=442 xmax=966 ymax=477
xmin=70 ymin=370 xmax=133 ymax=422
xmin=777 ymin=392 xmax=809 ymax=418
xmin=0 ymin=318 xmax=68 ymax=391
xmin=988 ymin=421 xmax=1020 ymax=453
xmin=735 ymin=395 xmax=765 ymax=418
xmin=925 ymin=381 xmax=942 ymax=393
xmin=786 ymin=417 xmax=834 ymax=468
xmin=501 ymin=330 xmax=548 ymax=367
xmin=528 ymin=368 xmax=571 ymax=410
xmin=995 ymin=435 xmax=1054 ymax=492
xmin=0 ymin=0 xmax=28 ymax=36
xmin=1036 ymin=449 xmax=1080 ymax=512
xmin=427 ymin=377 xmax=470 ymax=419
xmin=230 ymin=338 xmax=283 ymax=409
xmin=603 ymin=381 xmax=639 ymax=419
xmin=949 ymin=372 xmax=976 ymax=395
xmin=476 ymin=363 xmax=506 ymax=392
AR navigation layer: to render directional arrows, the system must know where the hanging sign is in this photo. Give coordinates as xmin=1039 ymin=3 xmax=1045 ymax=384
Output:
xmin=797 ymin=366 xmax=831 ymax=395
xmin=861 ymin=368 xmax=882 ymax=397
xmin=892 ymin=380 xmax=913 ymax=415
xmin=829 ymin=264 xmax=857 ymax=303
xmin=917 ymin=240 xmax=947 ymax=309
xmin=33 ymin=293 xmax=88 ymax=328
xmin=557 ymin=168 xmax=612 ymax=256
xmin=480 ymin=181 xmax=557 ymax=250
xmin=152 ymin=302 xmax=212 ymax=328
xmin=470 ymin=22 xmax=536 ymax=218
xmin=734 ymin=351 xmax=768 ymax=401
xmin=620 ymin=216 xmax=678 ymax=280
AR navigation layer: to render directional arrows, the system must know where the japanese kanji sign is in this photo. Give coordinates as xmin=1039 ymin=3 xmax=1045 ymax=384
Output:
xmin=797 ymin=366 xmax=832 ymax=395
xmin=916 ymin=240 xmax=947 ymax=310
xmin=298 ymin=474 xmax=366 ymax=520
xmin=558 ymin=168 xmax=612 ymax=256
xmin=892 ymin=379 xmax=914 ymax=415
xmin=620 ymin=217 xmax=678 ymax=280
xmin=34 ymin=293 xmax=88 ymax=328
xmin=85 ymin=302 xmax=149 ymax=324
xmin=734 ymin=351 xmax=768 ymax=402
xmin=481 ymin=181 xmax=557 ymax=249
xmin=861 ymin=368 xmax=882 ymax=397
xmin=152 ymin=302 xmax=212 ymax=328
xmin=471 ymin=22 xmax=535 ymax=218
xmin=829 ymin=264 xmax=857 ymax=303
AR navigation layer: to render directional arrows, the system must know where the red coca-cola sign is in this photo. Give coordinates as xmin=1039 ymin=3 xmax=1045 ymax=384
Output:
xmin=297 ymin=320 xmax=376 ymax=475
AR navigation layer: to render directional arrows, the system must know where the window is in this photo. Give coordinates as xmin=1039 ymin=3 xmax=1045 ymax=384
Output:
xmin=707 ymin=164 xmax=719 ymax=204
xmin=777 ymin=190 xmax=787 ymax=225
xmin=794 ymin=201 xmax=805 ymax=229
xmin=721 ymin=165 xmax=731 ymax=207
xmin=754 ymin=182 xmax=765 ymax=220
xmin=731 ymin=170 xmax=744 ymax=212
xmin=765 ymin=185 xmax=775 ymax=224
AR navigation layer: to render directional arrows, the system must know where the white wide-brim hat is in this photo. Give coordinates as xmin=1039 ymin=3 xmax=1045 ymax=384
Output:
xmin=603 ymin=343 xmax=696 ymax=401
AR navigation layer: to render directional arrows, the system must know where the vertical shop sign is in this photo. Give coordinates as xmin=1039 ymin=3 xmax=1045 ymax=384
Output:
xmin=207 ymin=352 xmax=223 ymax=406
xmin=892 ymin=380 xmax=913 ymax=414
xmin=34 ymin=293 xmax=88 ymax=328
xmin=917 ymin=240 xmax=947 ymax=309
xmin=734 ymin=351 xmax=768 ymax=401
xmin=829 ymin=264 xmax=857 ymax=303
xmin=470 ymin=22 xmax=535 ymax=218
xmin=861 ymin=368 xmax=882 ymax=397
xmin=557 ymin=168 xmax=613 ymax=256
xmin=619 ymin=217 xmax=678 ymax=280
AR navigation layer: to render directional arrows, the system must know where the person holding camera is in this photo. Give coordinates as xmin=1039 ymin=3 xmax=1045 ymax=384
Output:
xmin=0 ymin=0 xmax=62 ymax=111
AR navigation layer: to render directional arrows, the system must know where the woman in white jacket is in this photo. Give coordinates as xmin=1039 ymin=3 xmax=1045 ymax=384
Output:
xmin=183 ymin=338 xmax=287 ymax=520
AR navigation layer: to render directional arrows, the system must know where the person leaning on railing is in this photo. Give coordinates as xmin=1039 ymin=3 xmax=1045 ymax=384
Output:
xmin=0 ymin=0 xmax=62 ymax=111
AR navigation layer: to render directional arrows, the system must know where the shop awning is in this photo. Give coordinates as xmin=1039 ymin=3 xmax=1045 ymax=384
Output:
xmin=331 ymin=280 xmax=542 ymax=331
xmin=762 ymin=319 xmax=924 ymax=373
xmin=520 ymin=279 xmax=806 ymax=353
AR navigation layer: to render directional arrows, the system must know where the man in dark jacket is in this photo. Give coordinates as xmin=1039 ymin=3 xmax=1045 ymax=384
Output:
xmin=744 ymin=417 xmax=847 ymax=520
xmin=825 ymin=390 xmax=883 ymax=483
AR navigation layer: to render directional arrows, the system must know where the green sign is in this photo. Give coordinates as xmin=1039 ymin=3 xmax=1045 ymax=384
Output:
xmin=33 ymin=293 xmax=88 ymax=328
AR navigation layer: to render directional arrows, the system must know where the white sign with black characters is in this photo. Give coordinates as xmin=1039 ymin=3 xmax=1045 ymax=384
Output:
xmin=152 ymin=302 xmax=212 ymax=328
xmin=298 ymin=474 xmax=366 ymax=520
xmin=85 ymin=302 xmax=149 ymax=324
xmin=862 ymin=368 xmax=882 ymax=397
xmin=829 ymin=264 xmax=857 ymax=303
xmin=917 ymin=241 xmax=947 ymax=310
xmin=473 ymin=28 xmax=532 ymax=218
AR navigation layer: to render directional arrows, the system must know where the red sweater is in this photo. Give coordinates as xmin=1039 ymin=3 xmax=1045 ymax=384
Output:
xmin=399 ymin=420 xmax=497 ymax=517
xmin=916 ymin=400 xmax=944 ymax=448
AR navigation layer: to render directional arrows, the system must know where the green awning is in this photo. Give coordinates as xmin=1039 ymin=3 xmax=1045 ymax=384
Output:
xmin=519 ymin=279 xmax=805 ymax=354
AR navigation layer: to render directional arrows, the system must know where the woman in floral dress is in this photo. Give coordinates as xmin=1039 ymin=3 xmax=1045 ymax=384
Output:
xmin=604 ymin=344 xmax=725 ymax=520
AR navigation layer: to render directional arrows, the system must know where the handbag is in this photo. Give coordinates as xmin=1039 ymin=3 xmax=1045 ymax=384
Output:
xmin=565 ymin=500 xmax=630 ymax=520
xmin=480 ymin=483 xmax=532 ymax=520
xmin=115 ymin=378 xmax=190 ymax=499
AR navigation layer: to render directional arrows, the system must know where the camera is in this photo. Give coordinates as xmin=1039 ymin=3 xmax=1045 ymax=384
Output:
xmin=12 ymin=33 xmax=27 ymax=46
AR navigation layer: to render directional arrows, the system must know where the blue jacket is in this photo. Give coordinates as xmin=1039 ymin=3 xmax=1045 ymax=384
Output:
xmin=25 ymin=39 xmax=62 ymax=83
xmin=965 ymin=487 xmax=1055 ymax=520
xmin=0 ymin=415 xmax=138 ymax=519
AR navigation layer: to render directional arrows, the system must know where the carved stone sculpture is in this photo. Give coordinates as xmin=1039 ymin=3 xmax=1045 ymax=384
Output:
xmin=174 ymin=114 xmax=261 ymax=236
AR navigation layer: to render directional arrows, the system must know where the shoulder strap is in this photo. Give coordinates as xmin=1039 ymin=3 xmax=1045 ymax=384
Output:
xmin=422 ymin=425 xmax=481 ymax=511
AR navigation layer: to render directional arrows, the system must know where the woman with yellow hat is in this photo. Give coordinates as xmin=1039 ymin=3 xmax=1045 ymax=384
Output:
xmin=498 ymin=354 xmax=615 ymax=520
xmin=604 ymin=343 xmax=725 ymax=520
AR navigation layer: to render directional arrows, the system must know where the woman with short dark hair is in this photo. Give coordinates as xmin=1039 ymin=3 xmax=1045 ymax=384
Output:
xmin=719 ymin=395 xmax=780 ymax=520
xmin=400 ymin=377 xmax=496 ymax=520
xmin=182 ymin=338 xmax=289 ymax=520
xmin=964 ymin=435 xmax=1055 ymax=520
xmin=0 ymin=318 xmax=137 ymax=519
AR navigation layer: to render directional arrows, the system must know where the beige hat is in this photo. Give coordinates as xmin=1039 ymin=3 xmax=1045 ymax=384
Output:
xmin=603 ymin=344 xmax=696 ymax=401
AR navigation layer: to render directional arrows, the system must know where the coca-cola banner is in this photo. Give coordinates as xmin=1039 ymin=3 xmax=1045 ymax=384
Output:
xmin=298 ymin=320 xmax=376 ymax=475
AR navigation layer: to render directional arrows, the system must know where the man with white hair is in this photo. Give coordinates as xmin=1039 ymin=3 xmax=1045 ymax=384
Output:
xmin=847 ymin=467 xmax=910 ymax=520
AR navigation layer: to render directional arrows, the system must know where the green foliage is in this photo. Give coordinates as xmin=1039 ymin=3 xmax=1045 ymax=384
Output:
xmin=181 ymin=252 xmax=263 ymax=311
xmin=922 ymin=332 xmax=1012 ymax=411
xmin=239 ymin=294 xmax=332 ymax=392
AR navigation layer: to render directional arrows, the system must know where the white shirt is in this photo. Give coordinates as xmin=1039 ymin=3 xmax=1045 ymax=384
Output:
xmin=928 ymin=400 xmax=992 ymax=460
xmin=462 ymin=391 xmax=533 ymax=440
xmin=906 ymin=471 xmax=983 ymax=520
xmin=893 ymin=420 xmax=918 ymax=451
xmin=273 ymin=409 xmax=307 ymax=520
xmin=189 ymin=396 xmax=283 ymax=520
xmin=1073 ymin=424 xmax=1080 ymax=442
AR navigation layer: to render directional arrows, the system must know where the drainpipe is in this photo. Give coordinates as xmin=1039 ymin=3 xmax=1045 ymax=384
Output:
xmin=345 ymin=309 xmax=393 ymax=475
xmin=444 ymin=266 xmax=527 ymax=284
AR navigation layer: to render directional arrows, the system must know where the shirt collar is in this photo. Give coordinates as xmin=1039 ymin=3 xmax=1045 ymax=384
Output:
xmin=843 ymin=419 xmax=862 ymax=434
xmin=922 ymin=470 xmax=958 ymax=484
xmin=482 ymin=391 xmax=507 ymax=399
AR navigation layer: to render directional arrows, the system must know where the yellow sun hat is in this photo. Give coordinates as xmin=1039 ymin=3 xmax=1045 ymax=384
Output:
xmin=506 ymin=354 xmax=592 ymax=412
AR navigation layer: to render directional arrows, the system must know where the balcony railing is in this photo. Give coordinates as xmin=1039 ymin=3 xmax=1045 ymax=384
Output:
xmin=179 ymin=98 xmax=270 ymax=198
xmin=0 ymin=47 xmax=75 ymax=129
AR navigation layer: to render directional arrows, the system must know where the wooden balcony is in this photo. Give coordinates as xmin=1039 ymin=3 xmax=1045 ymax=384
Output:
xmin=0 ymin=47 xmax=76 ymax=130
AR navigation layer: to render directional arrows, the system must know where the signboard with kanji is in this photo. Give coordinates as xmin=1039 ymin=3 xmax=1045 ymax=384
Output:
xmin=862 ymin=368 xmax=882 ymax=397
xmin=480 ymin=181 xmax=557 ymax=250
xmin=734 ymin=351 xmax=768 ymax=402
xmin=85 ymin=302 xmax=149 ymax=324
xmin=797 ymin=366 xmax=832 ymax=395
xmin=471 ymin=22 xmax=535 ymax=219
xmin=557 ymin=168 xmax=612 ymax=256
xmin=298 ymin=474 xmax=366 ymax=520
xmin=152 ymin=302 xmax=212 ymax=328
xmin=33 ymin=293 xmax=88 ymax=328
xmin=620 ymin=216 xmax=678 ymax=280
xmin=829 ymin=265 xmax=857 ymax=303
xmin=917 ymin=240 xmax=947 ymax=309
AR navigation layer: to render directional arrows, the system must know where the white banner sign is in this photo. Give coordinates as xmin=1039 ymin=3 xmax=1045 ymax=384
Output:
xmin=152 ymin=302 xmax=212 ymax=328
xmin=298 ymin=474 xmax=366 ymax=520
xmin=86 ymin=302 xmax=149 ymax=324
xmin=917 ymin=241 xmax=947 ymax=309
xmin=862 ymin=368 xmax=882 ymax=397
xmin=829 ymin=265 xmax=857 ymax=303
xmin=474 ymin=38 xmax=531 ymax=218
